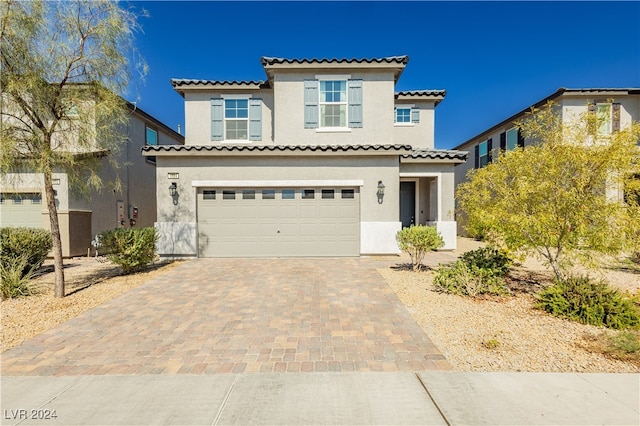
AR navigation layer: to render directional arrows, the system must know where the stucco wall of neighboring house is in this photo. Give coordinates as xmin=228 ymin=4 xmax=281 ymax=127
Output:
xmin=272 ymin=71 xmax=395 ymax=145
xmin=393 ymin=101 xmax=436 ymax=149
xmin=183 ymin=90 xmax=275 ymax=146
xmin=154 ymin=155 xmax=401 ymax=257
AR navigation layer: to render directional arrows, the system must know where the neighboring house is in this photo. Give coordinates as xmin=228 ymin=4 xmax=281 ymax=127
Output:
xmin=0 ymin=103 xmax=184 ymax=257
xmin=453 ymin=87 xmax=640 ymax=234
xmin=144 ymin=56 xmax=468 ymax=258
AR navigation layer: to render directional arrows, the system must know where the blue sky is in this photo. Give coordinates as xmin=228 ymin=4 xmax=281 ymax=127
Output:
xmin=130 ymin=1 xmax=640 ymax=149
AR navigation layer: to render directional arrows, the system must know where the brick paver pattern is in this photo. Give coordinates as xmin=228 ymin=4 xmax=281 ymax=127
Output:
xmin=2 ymin=258 xmax=451 ymax=375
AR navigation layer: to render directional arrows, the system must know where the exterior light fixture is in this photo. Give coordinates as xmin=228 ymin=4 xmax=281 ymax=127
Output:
xmin=169 ymin=182 xmax=178 ymax=205
xmin=377 ymin=180 xmax=385 ymax=204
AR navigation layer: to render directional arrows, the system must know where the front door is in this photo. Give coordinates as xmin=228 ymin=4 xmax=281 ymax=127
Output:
xmin=399 ymin=181 xmax=415 ymax=228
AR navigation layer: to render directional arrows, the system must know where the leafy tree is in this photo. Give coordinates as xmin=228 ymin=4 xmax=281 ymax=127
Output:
xmin=0 ymin=0 xmax=146 ymax=297
xmin=457 ymin=102 xmax=640 ymax=280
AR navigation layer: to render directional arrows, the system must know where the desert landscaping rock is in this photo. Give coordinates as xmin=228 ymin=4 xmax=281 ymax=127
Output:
xmin=2 ymin=240 xmax=638 ymax=373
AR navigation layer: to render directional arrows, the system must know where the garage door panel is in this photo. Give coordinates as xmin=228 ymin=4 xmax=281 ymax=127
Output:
xmin=197 ymin=187 xmax=359 ymax=257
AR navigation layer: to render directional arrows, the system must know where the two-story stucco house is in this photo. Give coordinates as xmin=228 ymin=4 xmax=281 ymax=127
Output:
xmin=453 ymin=87 xmax=640 ymax=234
xmin=0 ymin=103 xmax=184 ymax=257
xmin=144 ymin=56 xmax=468 ymax=258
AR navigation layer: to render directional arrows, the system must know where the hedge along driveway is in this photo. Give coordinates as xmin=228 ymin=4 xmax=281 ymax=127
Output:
xmin=1 ymin=257 xmax=450 ymax=375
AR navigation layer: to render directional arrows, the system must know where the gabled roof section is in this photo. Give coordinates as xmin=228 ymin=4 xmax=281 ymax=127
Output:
xmin=261 ymin=56 xmax=409 ymax=83
xmin=395 ymin=90 xmax=447 ymax=106
xmin=453 ymin=87 xmax=640 ymax=150
xmin=171 ymin=79 xmax=270 ymax=97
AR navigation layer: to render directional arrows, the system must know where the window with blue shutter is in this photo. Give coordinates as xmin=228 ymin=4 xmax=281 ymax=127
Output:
xmin=211 ymin=98 xmax=224 ymax=141
xmin=249 ymin=98 xmax=262 ymax=141
xmin=304 ymin=80 xmax=319 ymax=129
xmin=348 ymin=79 xmax=363 ymax=128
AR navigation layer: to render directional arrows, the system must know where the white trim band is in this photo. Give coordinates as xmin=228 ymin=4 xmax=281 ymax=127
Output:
xmin=192 ymin=180 xmax=365 ymax=188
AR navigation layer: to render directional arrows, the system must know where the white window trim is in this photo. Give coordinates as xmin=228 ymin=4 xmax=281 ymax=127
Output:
xmin=506 ymin=127 xmax=518 ymax=151
xmin=394 ymin=104 xmax=414 ymax=127
xmin=478 ymin=140 xmax=489 ymax=167
xmin=221 ymin=95 xmax=252 ymax=142
xmin=595 ymin=102 xmax=612 ymax=135
xmin=317 ymin=78 xmax=349 ymax=130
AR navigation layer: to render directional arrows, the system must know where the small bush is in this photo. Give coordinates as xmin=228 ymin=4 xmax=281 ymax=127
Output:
xmin=98 ymin=227 xmax=158 ymax=274
xmin=433 ymin=260 xmax=510 ymax=297
xmin=536 ymin=275 xmax=640 ymax=329
xmin=1 ymin=254 xmax=38 ymax=300
xmin=459 ymin=247 xmax=512 ymax=277
xmin=0 ymin=227 xmax=52 ymax=277
xmin=396 ymin=225 xmax=444 ymax=270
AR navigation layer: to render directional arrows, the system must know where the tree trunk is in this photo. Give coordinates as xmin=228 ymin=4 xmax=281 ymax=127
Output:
xmin=43 ymin=168 xmax=65 ymax=297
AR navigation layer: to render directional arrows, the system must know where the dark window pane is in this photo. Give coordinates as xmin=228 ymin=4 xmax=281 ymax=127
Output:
xmin=282 ymin=189 xmax=295 ymax=200
xmin=322 ymin=189 xmax=334 ymax=199
xmin=262 ymin=190 xmax=275 ymax=199
xmin=302 ymin=189 xmax=315 ymax=199
xmin=203 ymin=190 xmax=216 ymax=200
xmin=222 ymin=190 xmax=235 ymax=200
xmin=341 ymin=189 xmax=355 ymax=199
xmin=242 ymin=190 xmax=255 ymax=200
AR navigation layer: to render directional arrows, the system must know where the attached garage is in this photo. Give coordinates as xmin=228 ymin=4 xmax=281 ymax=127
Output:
xmin=197 ymin=186 xmax=360 ymax=257
xmin=0 ymin=193 xmax=44 ymax=228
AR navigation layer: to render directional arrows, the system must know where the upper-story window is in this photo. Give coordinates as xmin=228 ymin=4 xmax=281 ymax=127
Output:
xmin=211 ymin=97 xmax=262 ymax=142
xmin=304 ymin=78 xmax=362 ymax=130
xmin=589 ymin=102 xmax=621 ymax=136
xmin=475 ymin=138 xmax=492 ymax=169
xmin=506 ymin=128 xmax=518 ymax=150
xmin=225 ymin=99 xmax=249 ymax=140
xmin=395 ymin=107 xmax=411 ymax=123
xmin=394 ymin=105 xmax=419 ymax=125
xmin=320 ymin=81 xmax=347 ymax=127
xmin=146 ymin=126 xmax=157 ymax=164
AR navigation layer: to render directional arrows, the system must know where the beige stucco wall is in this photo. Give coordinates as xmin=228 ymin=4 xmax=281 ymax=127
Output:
xmin=183 ymin=90 xmax=274 ymax=146
xmin=392 ymin=101 xmax=436 ymax=149
xmin=272 ymin=71 xmax=395 ymax=145
xmin=156 ymin=155 xmax=399 ymax=224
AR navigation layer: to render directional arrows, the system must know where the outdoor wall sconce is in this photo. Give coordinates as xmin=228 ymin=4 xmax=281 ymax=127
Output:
xmin=377 ymin=180 xmax=385 ymax=204
xmin=169 ymin=182 xmax=179 ymax=205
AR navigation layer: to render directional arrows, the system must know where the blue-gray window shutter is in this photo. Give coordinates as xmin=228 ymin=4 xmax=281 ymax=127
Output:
xmin=304 ymin=80 xmax=318 ymax=129
xmin=474 ymin=145 xmax=479 ymax=169
xmin=348 ymin=79 xmax=363 ymax=128
xmin=211 ymin=98 xmax=224 ymax=141
xmin=411 ymin=107 xmax=420 ymax=123
xmin=249 ymin=98 xmax=262 ymax=141
xmin=487 ymin=138 xmax=493 ymax=162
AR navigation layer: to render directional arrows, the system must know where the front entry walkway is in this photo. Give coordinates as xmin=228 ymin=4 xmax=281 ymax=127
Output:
xmin=2 ymin=258 xmax=449 ymax=375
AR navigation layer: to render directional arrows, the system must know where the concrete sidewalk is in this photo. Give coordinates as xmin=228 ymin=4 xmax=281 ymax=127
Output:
xmin=2 ymin=372 xmax=638 ymax=425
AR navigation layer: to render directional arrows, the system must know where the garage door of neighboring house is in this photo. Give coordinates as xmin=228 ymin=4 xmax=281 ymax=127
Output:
xmin=0 ymin=193 xmax=43 ymax=228
xmin=197 ymin=187 xmax=360 ymax=257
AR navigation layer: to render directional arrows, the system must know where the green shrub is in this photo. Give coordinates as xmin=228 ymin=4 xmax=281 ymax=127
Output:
xmin=536 ymin=275 xmax=640 ymax=329
xmin=433 ymin=260 xmax=510 ymax=297
xmin=459 ymin=247 xmax=512 ymax=277
xmin=98 ymin=227 xmax=158 ymax=274
xmin=396 ymin=225 xmax=444 ymax=270
xmin=1 ymin=254 xmax=38 ymax=300
xmin=0 ymin=227 xmax=52 ymax=277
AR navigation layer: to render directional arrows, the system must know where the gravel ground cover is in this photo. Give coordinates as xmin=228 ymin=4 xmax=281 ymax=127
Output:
xmin=2 ymin=241 xmax=639 ymax=373
xmin=379 ymin=238 xmax=640 ymax=372
xmin=1 ymin=258 xmax=180 ymax=352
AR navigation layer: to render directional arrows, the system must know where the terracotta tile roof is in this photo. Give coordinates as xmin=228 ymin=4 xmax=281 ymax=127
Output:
xmin=142 ymin=144 xmax=413 ymax=154
xmin=402 ymin=149 xmax=469 ymax=161
xmin=261 ymin=56 xmax=409 ymax=65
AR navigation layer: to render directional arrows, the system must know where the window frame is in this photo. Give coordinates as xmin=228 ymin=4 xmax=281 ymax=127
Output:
xmin=506 ymin=127 xmax=518 ymax=151
xmin=317 ymin=76 xmax=349 ymax=129
xmin=394 ymin=106 xmax=412 ymax=125
xmin=145 ymin=126 xmax=158 ymax=164
xmin=478 ymin=140 xmax=489 ymax=168
xmin=223 ymin=96 xmax=250 ymax=141
xmin=596 ymin=102 xmax=612 ymax=135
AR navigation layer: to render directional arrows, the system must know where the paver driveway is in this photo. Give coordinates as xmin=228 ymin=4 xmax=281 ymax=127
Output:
xmin=2 ymin=258 xmax=450 ymax=375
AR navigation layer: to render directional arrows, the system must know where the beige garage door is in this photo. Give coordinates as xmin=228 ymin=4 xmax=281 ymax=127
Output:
xmin=197 ymin=187 xmax=360 ymax=257
xmin=0 ymin=193 xmax=44 ymax=228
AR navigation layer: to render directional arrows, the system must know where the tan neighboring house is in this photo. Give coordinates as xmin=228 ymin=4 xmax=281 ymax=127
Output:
xmin=0 ymin=103 xmax=184 ymax=257
xmin=453 ymin=87 xmax=640 ymax=234
xmin=144 ymin=56 xmax=468 ymax=258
